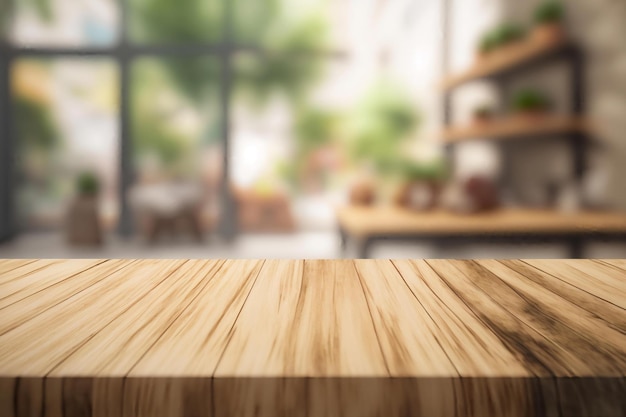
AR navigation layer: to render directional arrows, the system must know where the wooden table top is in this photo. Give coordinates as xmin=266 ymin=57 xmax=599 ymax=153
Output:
xmin=0 ymin=259 xmax=625 ymax=416
xmin=336 ymin=206 xmax=626 ymax=238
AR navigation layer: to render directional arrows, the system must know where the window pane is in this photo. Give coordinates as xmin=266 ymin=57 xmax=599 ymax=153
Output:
xmin=233 ymin=0 xmax=351 ymax=50
xmin=231 ymin=0 xmax=442 ymax=233
xmin=12 ymin=59 xmax=120 ymax=230
xmin=11 ymin=0 xmax=118 ymax=47
xmin=129 ymin=0 xmax=223 ymax=44
xmin=131 ymin=58 xmax=222 ymax=235
xmin=232 ymin=55 xmax=357 ymax=232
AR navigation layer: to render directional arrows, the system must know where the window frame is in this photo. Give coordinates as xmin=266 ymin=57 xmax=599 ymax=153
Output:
xmin=0 ymin=0 xmax=438 ymax=241
xmin=1 ymin=0 xmax=247 ymax=238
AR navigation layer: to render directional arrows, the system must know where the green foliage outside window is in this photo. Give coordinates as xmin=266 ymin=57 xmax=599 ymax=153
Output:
xmin=348 ymin=80 xmax=420 ymax=177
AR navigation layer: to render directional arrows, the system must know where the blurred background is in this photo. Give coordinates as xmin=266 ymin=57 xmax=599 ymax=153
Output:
xmin=0 ymin=0 xmax=625 ymax=258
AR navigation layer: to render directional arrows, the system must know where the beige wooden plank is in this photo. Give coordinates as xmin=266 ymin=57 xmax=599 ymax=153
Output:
xmin=500 ymin=260 xmax=626 ymax=334
xmin=214 ymin=260 xmax=305 ymax=377
xmin=395 ymin=260 xmax=553 ymax=417
xmin=600 ymin=259 xmax=626 ymax=270
xmin=0 ymin=259 xmax=133 ymax=336
xmin=476 ymin=260 xmax=626 ymax=371
xmin=0 ymin=259 xmax=37 ymax=274
xmin=215 ymin=260 xmax=396 ymax=417
xmin=561 ymin=260 xmax=626 ymax=295
xmin=0 ymin=259 xmax=186 ymax=376
xmin=121 ymin=260 xmax=264 ymax=417
xmin=0 ymin=259 xmax=64 ymax=285
xmin=392 ymin=260 xmax=529 ymax=377
xmin=354 ymin=259 xmax=456 ymax=376
xmin=129 ymin=259 xmax=265 ymax=377
xmin=0 ymin=259 xmax=110 ymax=311
xmin=524 ymin=259 xmax=626 ymax=309
xmin=437 ymin=260 xmax=623 ymax=376
xmin=0 ymin=259 xmax=105 ymax=308
xmin=426 ymin=259 xmax=591 ymax=377
xmin=50 ymin=260 xmax=226 ymax=377
xmin=215 ymin=259 xmax=387 ymax=377
xmin=352 ymin=259 xmax=459 ymax=416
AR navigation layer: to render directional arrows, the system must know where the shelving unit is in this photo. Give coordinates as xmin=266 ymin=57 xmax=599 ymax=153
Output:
xmin=336 ymin=37 xmax=626 ymax=259
xmin=442 ymin=38 xmax=587 ymax=175
xmin=435 ymin=36 xmax=626 ymax=257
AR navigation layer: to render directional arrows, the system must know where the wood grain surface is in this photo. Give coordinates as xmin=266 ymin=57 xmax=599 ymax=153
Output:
xmin=0 ymin=259 xmax=625 ymax=417
xmin=441 ymin=116 xmax=589 ymax=144
xmin=440 ymin=39 xmax=567 ymax=91
xmin=336 ymin=206 xmax=626 ymax=238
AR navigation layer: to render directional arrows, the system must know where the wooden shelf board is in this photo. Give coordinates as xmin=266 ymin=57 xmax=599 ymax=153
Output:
xmin=441 ymin=40 xmax=571 ymax=91
xmin=441 ymin=116 xmax=589 ymax=144
xmin=337 ymin=206 xmax=626 ymax=238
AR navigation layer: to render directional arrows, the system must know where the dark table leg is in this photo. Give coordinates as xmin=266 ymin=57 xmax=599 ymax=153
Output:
xmin=358 ymin=237 xmax=374 ymax=259
xmin=568 ymin=237 xmax=584 ymax=259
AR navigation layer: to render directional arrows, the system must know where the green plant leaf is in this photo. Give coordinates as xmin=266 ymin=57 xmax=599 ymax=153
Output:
xmin=535 ymin=1 xmax=564 ymax=24
xmin=512 ymin=88 xmax=550 ymax=111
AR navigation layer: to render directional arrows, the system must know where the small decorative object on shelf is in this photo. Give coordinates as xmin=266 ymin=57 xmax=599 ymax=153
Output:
xmin=472 ymin=104 xmax=496 ymax=125
xmin=511 ymin=88 xmax=551 ymax=118
xmin=465 ymin=175 xmax=500 ymax=212
xmin=533 ymin=1 xmax=566 ymax=46
xmin=477 ymin=30 xmax=499 ymax=61
xmin=349 ymin=180 xmax=376 ymax=206
xmin=395 ymin=182 xmax=440 ymax=211
xmin=581 ymin=168 xmax=609 ymax=209
xmin=235 ymin=187 xmax=295 ymax=232
xmin=473 ymin=23 xmax=527 ymax=68
xmin=66 ymin=171 xmax=103 ymax=246
xmin=442 ymin=175 xmax=499 ymax=214
xmin=492 ymin=23 xmax=526 ymax=49
xmin=394 ymin=160 xmax=446 ymax=211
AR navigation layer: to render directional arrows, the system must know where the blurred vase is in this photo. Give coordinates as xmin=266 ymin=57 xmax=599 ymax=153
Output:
xmin=394 ymin=181 xmax=441 ymax=211
xmin=349 ymin=181 xmax=376 ymax=206
xmin=582 ymin=168 xmax=609 ymax=209
xmin=66 ymin=196 xmax=103 ymax=246
xmin=465 ymin=175 xmax=499 ymax=212
xmin=532 ymin=23 xmax=566 ymax=46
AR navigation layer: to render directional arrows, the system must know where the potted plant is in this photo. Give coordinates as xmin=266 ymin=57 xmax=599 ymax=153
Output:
xmin=394 ymin=160 xmax=447 ymax=211
xmin=347 ymin=80 xmax=420 ymax=205
xmin=533 ymin=1 xmax=566 ymax=45
xmin=511 ymin=88 xmax=551 ymax=118
xmin=476 ymin=30 xmax=499 ymax=61
xmin=66 ymin=172 xmax=103 ymax=246
xmin=441 ymin=175 xmax=500 ymax=214
xmin=349 ymin=178 xmax=376 ymax=206
xmin=472 ymin=104 xmax=496 ymax=125
xmin=491 ymin=23 xmax=526 ymax=56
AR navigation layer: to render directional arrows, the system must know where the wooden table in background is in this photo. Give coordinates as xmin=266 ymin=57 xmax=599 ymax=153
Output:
xmin=1 ymin=259 xmax=625 ymax=416
xmin=337 ymin=206 xmax=626 ymax=258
